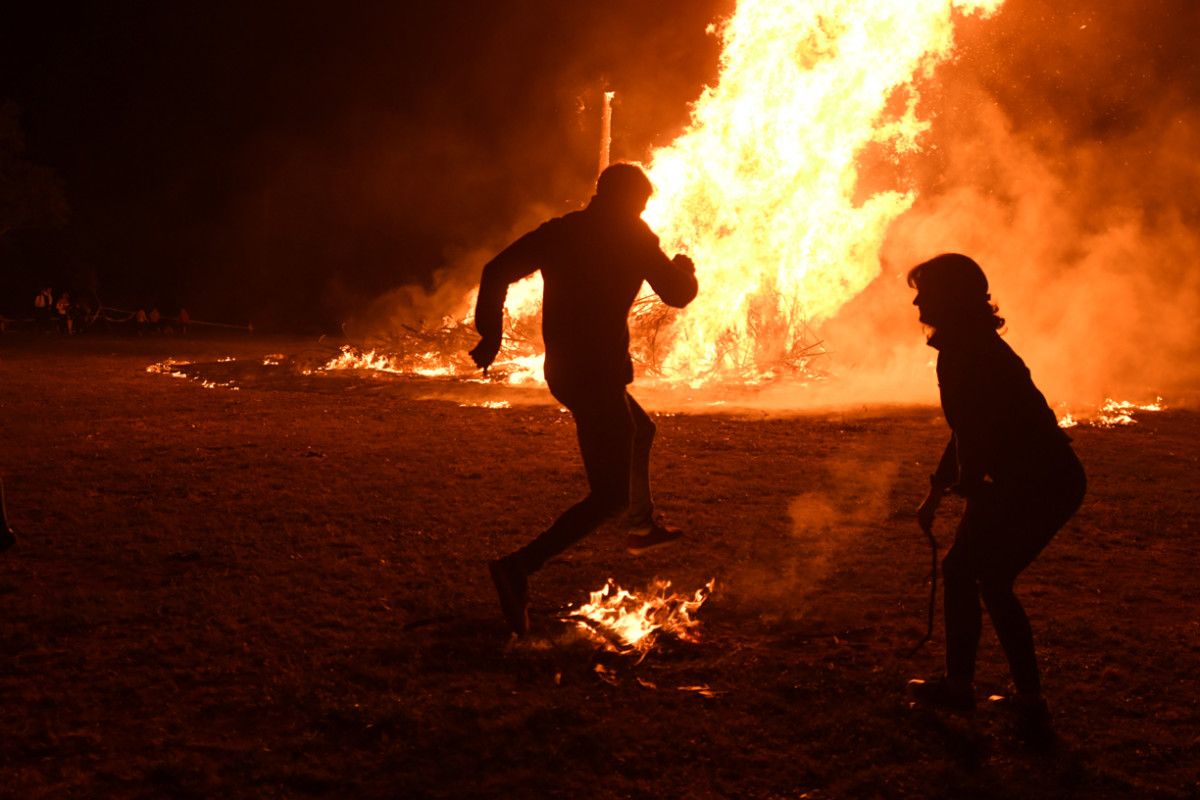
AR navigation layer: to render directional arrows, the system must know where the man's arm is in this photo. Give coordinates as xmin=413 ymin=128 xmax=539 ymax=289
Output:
xmin=643 ymin=233 xmax=698 ymax=308
xmin=470 ymin=229 xmax=544 ymax=370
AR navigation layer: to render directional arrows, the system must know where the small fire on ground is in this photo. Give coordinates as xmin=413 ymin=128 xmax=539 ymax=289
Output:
xmin=319 ymin=344 xmax=543 ymax=385
xmin=565 ymin=578 xmax=715 ymax=658
xmin=146 ymin=358 xmax=241 ymax=391
xmin=1058 ymin=397 xmax=1165 ymax=429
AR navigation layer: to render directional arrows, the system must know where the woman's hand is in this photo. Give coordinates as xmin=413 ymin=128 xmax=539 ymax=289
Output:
xmin=916 ymin=489 xmax=942 ymax=533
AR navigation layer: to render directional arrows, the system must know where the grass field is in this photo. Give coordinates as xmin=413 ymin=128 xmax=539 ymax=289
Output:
xmin=1 ymin=333 xmax=1197 ymax=799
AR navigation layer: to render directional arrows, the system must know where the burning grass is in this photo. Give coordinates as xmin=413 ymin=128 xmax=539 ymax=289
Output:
xmin=1 ymin=335 xmax=1198 ymax=798
xmin=1058 ymin=397 xmax=1166 ymax=429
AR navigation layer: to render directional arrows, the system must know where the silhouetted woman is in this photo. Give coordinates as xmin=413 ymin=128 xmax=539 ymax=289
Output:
xmin=906 ymin=254 xmax=1085 ymax=741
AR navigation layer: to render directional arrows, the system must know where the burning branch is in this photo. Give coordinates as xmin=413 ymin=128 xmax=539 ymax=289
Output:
xmin=565 ymin=578 xmax=715 ymax=660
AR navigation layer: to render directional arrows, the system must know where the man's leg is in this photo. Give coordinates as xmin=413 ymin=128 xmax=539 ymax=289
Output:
xmin=491 ymin=388 xmax=634 ymax=634
xmin=510 ymin=390 xmax=634 ymax=572
xmin=622 ymin=393 xmax=685 ymax=554
xmin=625 ymin=392 xmax=656 ymax=525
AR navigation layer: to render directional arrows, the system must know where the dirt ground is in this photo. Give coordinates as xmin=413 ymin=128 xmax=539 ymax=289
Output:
xmin=0 ymin=334 xmax=1196 ymax=799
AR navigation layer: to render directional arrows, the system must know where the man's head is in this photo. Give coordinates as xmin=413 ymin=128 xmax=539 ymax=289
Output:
xmin=594 ymin=163 xmax=653 ymax=217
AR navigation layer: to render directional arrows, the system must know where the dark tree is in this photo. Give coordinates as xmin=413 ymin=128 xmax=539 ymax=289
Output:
xmin=0 ymin=100 xmax=67 ymax=242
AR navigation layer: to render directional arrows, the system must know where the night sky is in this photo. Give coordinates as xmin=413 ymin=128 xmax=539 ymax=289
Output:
xmin=0 ymin=1 xmax=728 ymax=329
xmin=1 ymin=1 xmax=1195 ymax=331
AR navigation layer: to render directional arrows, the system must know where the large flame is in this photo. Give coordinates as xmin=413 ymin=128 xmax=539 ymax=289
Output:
xmin=333 ymin=0 xmax=1006 ymax=386
xmin=490 ymin=0 xmax=1006 ymax=384
xmin=640 ymin=0 xmax=1003 ymax=381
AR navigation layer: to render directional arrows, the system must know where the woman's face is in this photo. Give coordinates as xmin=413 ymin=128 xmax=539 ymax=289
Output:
xmin=912 ymin=285 xmax=954 ymax=330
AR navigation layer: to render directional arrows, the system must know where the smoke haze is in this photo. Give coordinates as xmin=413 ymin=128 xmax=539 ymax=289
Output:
xmin=829 ymin=0 xmax=1200 ymax=408
xmin=728 ymin=450 xmax=900 ymax=620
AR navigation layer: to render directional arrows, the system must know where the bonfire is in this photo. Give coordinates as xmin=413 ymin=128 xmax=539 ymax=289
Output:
xmin=324 ymin=0 xmax=1007 ymax=389
xmin=565 ymin=578 xmax=716 ymax=660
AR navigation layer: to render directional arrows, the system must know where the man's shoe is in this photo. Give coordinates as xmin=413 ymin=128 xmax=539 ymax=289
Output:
xmin=489 ymin=557 xmax=529 ymax=636
xmin=907 ymin=676 xmax=976 ymax=715
xmin=626 ymin=521 xmax=683 ymax=555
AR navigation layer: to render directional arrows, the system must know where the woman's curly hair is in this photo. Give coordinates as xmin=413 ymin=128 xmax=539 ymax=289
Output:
xmin=907 ymin=253 xmax=1004 ymax=331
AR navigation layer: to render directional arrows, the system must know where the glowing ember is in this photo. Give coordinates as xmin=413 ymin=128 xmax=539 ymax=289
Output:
xmin=457 ymin=400 xmax=511 ymax=409
xmin=1058 ymin=397 xmax=1165 ymax=428
xmin=566 ymin=578 xmax=715 ymax=657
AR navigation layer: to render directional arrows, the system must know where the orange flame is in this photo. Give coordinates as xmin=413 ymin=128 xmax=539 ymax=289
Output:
xmin=145 ymin=358 xmax=241 ymax=390
xmin=1058 ymin=397 xmax=1165 ymax=428
xmin=566 ymin=578 xmax=715 ymax=657
xmin=328 ymin=1 xmax=1009 ymax=388
xmin=455 ymin=0 xmax=1005 ymax=386
xmin=638 ymin=0 xmax=1004 ymax=382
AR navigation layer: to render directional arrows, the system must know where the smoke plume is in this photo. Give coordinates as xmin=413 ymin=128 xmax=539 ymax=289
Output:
xmin=824 ymin=1 xmax=1200 ymax=408
xmin=728 ymin=451 xmax=900 ymax=620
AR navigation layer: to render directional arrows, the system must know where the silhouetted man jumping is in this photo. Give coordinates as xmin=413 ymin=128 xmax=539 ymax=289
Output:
xmin=470 ymin=163 xmax=698 ymax=636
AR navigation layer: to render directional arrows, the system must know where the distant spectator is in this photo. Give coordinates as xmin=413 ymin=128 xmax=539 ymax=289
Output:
xmin=135 ymin=308 xmax=148 ymax=336
xmin=55 ymin=292 xmax=72 ymax=335
xmin=71 ymin=296 xmax=95 ymax=335
xmin=178 ymin=307 xmax=190 ymax=335
xmin=34 ymin=287 xmax=53 ymax=328
xmin=149 ymin=307 xmax=161 ymax=334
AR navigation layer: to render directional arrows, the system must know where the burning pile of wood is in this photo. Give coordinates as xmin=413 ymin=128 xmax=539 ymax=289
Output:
xmin=565 ymin=578 xmax=715 ymax=659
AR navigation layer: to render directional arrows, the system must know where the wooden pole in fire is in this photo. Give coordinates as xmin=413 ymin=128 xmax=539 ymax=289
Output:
xmin=598 ymin=90 xmax=615 ymax=176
